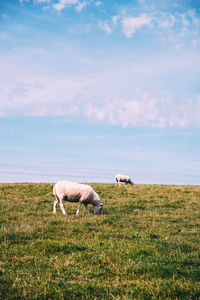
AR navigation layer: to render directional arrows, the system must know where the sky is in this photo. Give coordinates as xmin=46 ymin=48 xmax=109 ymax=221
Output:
xmin=0 ymin=0 xmax=200 ymax=184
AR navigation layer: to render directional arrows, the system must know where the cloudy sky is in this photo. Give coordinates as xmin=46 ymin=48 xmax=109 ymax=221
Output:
xmin=0 ymin=0 xmax=200 ymax=184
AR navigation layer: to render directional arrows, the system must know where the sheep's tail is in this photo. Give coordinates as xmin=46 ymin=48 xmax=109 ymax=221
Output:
xmin=53 ymin=185 xmax=56 ymax=196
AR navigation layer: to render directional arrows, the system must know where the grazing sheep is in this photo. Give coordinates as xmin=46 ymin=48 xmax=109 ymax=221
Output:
xmin=115 ymin=173 xmax=134 ymax=185
xmin=53 ymin=180 xmax=103 ymax=215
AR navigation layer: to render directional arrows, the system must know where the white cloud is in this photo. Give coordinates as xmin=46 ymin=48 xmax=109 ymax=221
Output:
xmin=99 ymin=13 xmax=153 ymax=37
xmin=112 ymin=15 xmax=119 ymax=26
xmin=180 ymin=13 xmax=190 ymax=28
xmin=98 ymin=15 xmax=119 ymax=34
xmin=95 ymin=1 xmax=103 ymax=7
xmin=52 ymin=0 xmax=88 ymax=12
xmin=1 ymin=72 xmax=199 ymax=128
xmin=18 ymin=1 xmax=200 ymax=43
xmin=1 ymin=42 xmax=200 ymax=128
xmin=121 ymin=14 xmax=152 ymax=37
xmin=19 ymin=0 xmax=90 ymax=11
xmin=83 ymin=94 xmax=200 ymax=128
xmin=98 ymin=20 xmax=112 ymax=34
xmin=19 ymin=0 xmax=30 ymax=3
xmin=52 ymin=0 xmax=78 ymax=12
xmin=98 ymin=9 xmax=200 ymax=41
xmin=60 ymin=0 xmax=78 ymax=3
xmin=156 ymin=10 xmax=200 ymax=48
xmin=75 ymin=1 xmax=87 ymax=12
xmin=67 ymin=23 xmax=92 ymax=34
xmin=52 ymin=2 xmax=66 ymax=12
xmin=35 ymin=0 xmax=52 ymax=3
xmin=189 ymin=10 xmax=200 ymax=27
xmin=157 ymin=14 xmax=175 ymax=28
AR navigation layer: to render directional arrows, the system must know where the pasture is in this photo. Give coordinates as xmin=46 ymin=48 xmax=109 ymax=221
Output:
xmin=0 ymin=183 xmax=199 ymax=299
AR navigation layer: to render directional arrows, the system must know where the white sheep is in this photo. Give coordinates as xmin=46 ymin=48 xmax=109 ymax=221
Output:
xmin=53 ymin=180 xmax=103 ymax=215
xmin=115 ymin=173 xmax=134 ymax=185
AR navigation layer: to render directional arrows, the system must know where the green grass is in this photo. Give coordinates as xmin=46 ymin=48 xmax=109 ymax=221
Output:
xmin=0 ymin=183 xmax=199 ymax=299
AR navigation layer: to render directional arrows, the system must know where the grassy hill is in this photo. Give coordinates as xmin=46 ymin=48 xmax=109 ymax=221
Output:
xmin=0 ymin=183 xmax=199 ymax=299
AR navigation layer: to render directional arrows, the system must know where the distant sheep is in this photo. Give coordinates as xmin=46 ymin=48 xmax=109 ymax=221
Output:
xmin=115 ymin=173 xmax=134 ymax=185
xmin=53 ymin=180 xmax=103 ymax=215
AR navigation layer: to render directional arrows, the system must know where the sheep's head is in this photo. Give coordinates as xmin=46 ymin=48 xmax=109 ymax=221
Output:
xmin=94 ymin=202 xmax=103 ymax=215
xmin=129 ymin=179 xmax=134 ymax=185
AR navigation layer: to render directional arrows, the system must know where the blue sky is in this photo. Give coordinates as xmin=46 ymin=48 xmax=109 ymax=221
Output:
xmin=0 ymin=0 xmax=200 ymax=184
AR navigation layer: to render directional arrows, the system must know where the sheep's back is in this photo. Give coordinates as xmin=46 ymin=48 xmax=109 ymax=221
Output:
xmin=116 ymin=174 xmax=129 ymax=181
xmin=53 ymin=180 xmax=94 ymax=203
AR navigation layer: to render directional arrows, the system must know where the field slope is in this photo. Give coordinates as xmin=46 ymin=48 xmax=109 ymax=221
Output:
xmin=0 ymin=183 xmax=200 ymax=299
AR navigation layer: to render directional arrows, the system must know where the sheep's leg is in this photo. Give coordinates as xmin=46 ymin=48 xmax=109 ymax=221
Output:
xmin=59 ymin=199 xmax=66 ymax=215
xmin=84 ymin=204 xmax=90 ymax=214
xmin=53 ymin=197 xmax=59 ymax=214
xmin=76 ymin=203 xmax=82 ymax=215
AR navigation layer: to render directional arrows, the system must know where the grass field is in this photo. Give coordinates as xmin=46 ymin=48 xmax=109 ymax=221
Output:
xmin=0 ymin=183 xmax=199 ymax=299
